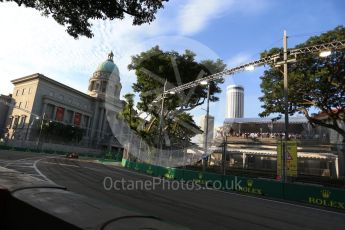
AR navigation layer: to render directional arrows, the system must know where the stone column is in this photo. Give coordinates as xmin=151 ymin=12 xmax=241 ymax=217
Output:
xmin=52 ymin=105 xmax=57 ymax=120
xmin=101 ymin=108 xmax=107 ymax=139
xmin=97 ymin=107 xmax=104 ymax=144
xmin=89 ymin=101 xmax=99 ymax=145
xmin=41 ymin=103 xmax=47 ymax=117
xmin=86 ymin=116 xmax=91 ymax=137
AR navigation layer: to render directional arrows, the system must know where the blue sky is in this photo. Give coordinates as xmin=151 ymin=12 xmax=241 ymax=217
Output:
xmin=0 ymin=0 xmax=344 ymax=129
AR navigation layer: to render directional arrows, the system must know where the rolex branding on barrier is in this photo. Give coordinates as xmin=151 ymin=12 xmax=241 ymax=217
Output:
xmin=308 ymin=190 xmax=345 ymax=209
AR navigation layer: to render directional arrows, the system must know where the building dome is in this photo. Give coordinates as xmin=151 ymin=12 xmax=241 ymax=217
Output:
xmin=95 ymin=51 xmax=119 ymax=76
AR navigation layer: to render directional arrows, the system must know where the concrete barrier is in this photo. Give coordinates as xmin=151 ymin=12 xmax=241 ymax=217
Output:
xmin=0 ymin=166 xmax=185 ymax=229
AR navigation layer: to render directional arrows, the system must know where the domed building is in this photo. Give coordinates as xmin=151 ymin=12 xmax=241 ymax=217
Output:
xmin=4 ymin=52 xmax=124 ymax=155
xmin=87 ymin=51 xmax=121 ymax=100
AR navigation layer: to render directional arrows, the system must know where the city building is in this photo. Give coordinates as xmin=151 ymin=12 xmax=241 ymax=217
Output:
xmin=198 ymin=115 xmax=214 ymax=147
xmin=216 ymin=116 xmax=343 ymax=178
xmin=0 ymin=94 xmax=13 ymax=139
xmin=226 ymin=85 xmax=244 ymax=118
xmin=4 ymin=52 xmax=123 ymax=154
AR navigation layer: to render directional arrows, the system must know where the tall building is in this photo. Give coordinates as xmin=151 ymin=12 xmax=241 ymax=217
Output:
xmin=0 ymin=94 xmax=13 ymax=138
xmin=226 ymin=85 xmax=244 ymax=118
xmin=199 ymin=115 xmax=214 ymax=147
xmin=4 ymin=52 xmax=123 ymax=153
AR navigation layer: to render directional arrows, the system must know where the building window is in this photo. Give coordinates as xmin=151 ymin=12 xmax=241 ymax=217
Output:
xmin=15 ymin=89 xmax=19 ymax=96
xmin=95 ymin=82 xmax=100 ymax=90
xmin=28 ymin=88 xmax=32 ymax=94
xmin=82 ymin=115 xmax=89 ymax=128
xmin=22 ymin=88 xmax=25 ymax=95
xmin=19 ymin=116 xmax=26 ymax=128
xmin=25 ymin=101 xmax=28 ymax=109
xmin=74 ymin=112 xmax=81 ymax=126
xmin=13 ymin=116 xmax=19 ymax=129
xmin=45 ymin=104 xmax=55 ymax=119
xmin=101 ymin=81 xmax=106 ymax=92
xmin=7 ymin=116 xmax=13 ymax=129
xmin=55 ymin=107 xmax=65 ymax=121
xmin=64 ymin=110 xmax=73 ymax=124
xmin=18 ymin=102 xmax=22 ymax=108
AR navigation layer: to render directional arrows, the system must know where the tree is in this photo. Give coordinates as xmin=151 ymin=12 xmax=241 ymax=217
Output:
xmin=259 ymin=26 xmax=345 ymax=142
xmin=129 ymin=46 xmax=225 ymax=113
xmin=121 ymin=93 xmax=140 ymax=131
xmin=128 ymin=46 xmax=226 ymax=148
xmin=2 ymin=0 xmax=167 ymax=38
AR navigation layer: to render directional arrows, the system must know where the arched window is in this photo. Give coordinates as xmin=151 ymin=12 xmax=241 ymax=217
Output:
xmin=101 ymin=81 xmax=107 ymax=92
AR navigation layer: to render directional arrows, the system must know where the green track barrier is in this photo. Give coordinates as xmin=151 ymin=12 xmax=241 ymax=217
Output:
xmin=284 ymin=183 xmax=345 ymax=210
xmin=121 ymin=159 xmax=345 ymax=211
xmin=0 ymin=145 xmax=11 ymax=150
xmin=223 ymin=176 xmax=284 ymax=198
xmin=181 ymin=169 xmax=200 ymax=181
xmin=163 ymin=167 xmax=184 ymax=180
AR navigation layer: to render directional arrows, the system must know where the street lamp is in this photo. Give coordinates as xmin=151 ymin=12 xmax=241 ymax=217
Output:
xmin=319 ymin=50 xmax=331 ymax=57
xmin=36 ymin=113 xmax=46 ymax=151
xmin=158 ymin=79 xmax=168 ymax=164
xmin=200 ymin=80 xmax=211 ymax=172
xmin=23 ymin=115 xmax=39 ymax=144
xmin=200 ymin=80 xmax=208 ymax=85
xmin=244 ymin=65 xmax=255 ymax=71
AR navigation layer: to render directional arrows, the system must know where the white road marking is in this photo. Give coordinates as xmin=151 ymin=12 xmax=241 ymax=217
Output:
xmin=33 ymin=157 xmax=56 ymax=184
xmin=40 ymin=161 xmax=80 ymax=168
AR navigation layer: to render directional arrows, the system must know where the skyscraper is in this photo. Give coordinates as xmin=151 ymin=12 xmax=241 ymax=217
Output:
xmin=198 ymin=115 xmax=214 ymax=147
xmin=226 ymin=85 xmax=244 ymax=118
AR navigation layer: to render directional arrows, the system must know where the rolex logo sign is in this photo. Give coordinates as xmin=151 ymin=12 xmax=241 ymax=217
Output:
xmin=247 ymin=179 xmax=253 ymax=187
xmin=321 ymin=190 xmax=331 ymax=199
xmin=308 ymin=189 xmax=344 ymax=209
xmin=238 ymin=179 xmax=262 ymax=195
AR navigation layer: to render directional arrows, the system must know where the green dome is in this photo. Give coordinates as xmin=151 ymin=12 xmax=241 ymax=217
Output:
xmin=96 ymin=59 xmax=119 ymax=75
xmin=95 ymin=52 xmax=119 ymax=75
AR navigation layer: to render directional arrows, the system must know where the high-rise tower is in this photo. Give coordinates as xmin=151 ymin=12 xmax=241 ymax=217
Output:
xmin=226 ymin=85 xmax=244 ymax=118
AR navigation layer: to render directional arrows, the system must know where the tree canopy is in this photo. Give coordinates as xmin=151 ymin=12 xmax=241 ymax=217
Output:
xmin=259 ymin=26 xmax=345 ymax=141
xmin=2 ymin=0 xmax=167 ymax=38
xmin=126 ymin=46 xmax=226 ymax=148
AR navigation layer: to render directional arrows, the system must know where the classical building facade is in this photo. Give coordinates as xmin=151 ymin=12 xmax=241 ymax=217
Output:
xmin=0 ymin=94 xmax=13 ymax=138
xmin=4 ymin=52 xmax=123 ymax=153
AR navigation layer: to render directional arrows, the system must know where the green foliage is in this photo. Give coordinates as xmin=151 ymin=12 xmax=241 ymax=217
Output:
xmin=128 ymin=46 xmax=225 ymax=113
xmin=127 ymin=46 xmax=226 ymax=148
xmin=121 ymin=93 xmax=141 ymax=130
xmin=259 ymin=26 xmax=345 ymax=139
xmin=41 ymin=120 xmax=84 ymax=143
xmin=2 ymin=0 xmax=167 ymax=38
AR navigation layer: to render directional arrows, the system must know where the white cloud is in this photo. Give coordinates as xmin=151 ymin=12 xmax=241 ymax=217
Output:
xmin=178 ymin=0 xmax=235 ymax=35
xmin=0 ymin=0 xmax=269 ymax=98
xmin=177 ymin=0 xmax=269 ymax=35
